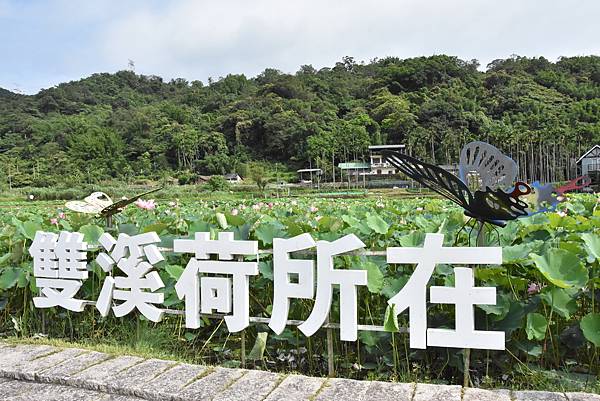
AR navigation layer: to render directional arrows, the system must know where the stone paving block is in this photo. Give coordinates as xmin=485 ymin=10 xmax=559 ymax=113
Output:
xmin=2 ymin=344 xmax=599 ymax=401
xmin=142 ymin=362 xmax=207 ymax=397
xmin=72 ymin=355 xmax=145 ymax=390
xmin=37 ymin=351 xmax=112 ymax=383
xmin=364 ymin=381 xmax=414 ymax=401
xmin=11 ymin=383 xmax=106 ymax=401
xmin=566 ymin=393 xmax=600 ymax=401
xmin=314 ymin=378 xmax=371 ymax=401
xmin=264 ymin=374 xmax=325 ymax=401
xmin=0 ymin=344 xmax=57 ymax=370
xmin=212 ymin=369 xmax=281 ymax=401
xmin=514 ymin=390 xmax=567 ymax=401
xmin=0 ymin=378 xmax=43 ymax=397
xmin=177 ymin=367 xmax=245 ymax=400
xmin=413 ymin=383 xmax=462 ymax=401
xmin=464 ymin=388 xmax=511 ymax=401
xmin=106 ymin=358 xmax=176 ymax=394
xmin=13 ymin=348 xmax=87 ymax=380
xmin=97 ymin=394 xmax=146 ymax=401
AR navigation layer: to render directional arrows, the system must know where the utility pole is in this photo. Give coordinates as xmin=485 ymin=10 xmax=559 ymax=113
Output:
xmin=275 ymin=163 xmax=280 ymax=198
xmin=332 ymin=153 xmax=336 ymax=188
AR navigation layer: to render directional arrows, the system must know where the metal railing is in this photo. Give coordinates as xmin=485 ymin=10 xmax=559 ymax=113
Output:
xmin=81 ymin=244 xmax=403 ymax=376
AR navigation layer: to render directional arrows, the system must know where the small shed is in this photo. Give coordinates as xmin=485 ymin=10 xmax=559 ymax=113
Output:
xmin=338 ymin=162 xmax=371 ymax=177
xmin=439 ymin=164 xmax=460 ymax=176
xmin=297 ymin=168 xmax=322 ymax=183
xmin=224 ymin=173 xmax=243 ymax=184
xmin=338 ymin=162 xmax=370 ymax=188
xmin=577 ymin=145 xmax=600 ymax=176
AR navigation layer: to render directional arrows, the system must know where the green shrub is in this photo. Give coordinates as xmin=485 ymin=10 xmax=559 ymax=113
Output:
xmin=204 ymin=176 xmax=230 ymax=192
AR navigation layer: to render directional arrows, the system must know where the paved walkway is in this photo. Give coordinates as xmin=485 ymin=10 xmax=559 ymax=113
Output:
xmin=0 ymin=342 xmax=598 ymax=401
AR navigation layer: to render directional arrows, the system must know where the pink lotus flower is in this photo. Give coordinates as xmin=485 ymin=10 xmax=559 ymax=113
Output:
xmin=527 ymin=282 xmax=541 ymax=295
xmin=252 ymin=204 xmax=261 ymax=211
xmin=231 ymin=209 xmax=239 ymax=216
xmin=268 ymin=202 xmax=274 ymax=209
xmin=50 ymin=218 xmax=58 ymax=225
xmin=309 ymin=206 xmax=318 ymax=213
xmin=58 ymin=212 xmax=65 ymax=219
xmin=135 ymin=199 xmax=156 ymax=210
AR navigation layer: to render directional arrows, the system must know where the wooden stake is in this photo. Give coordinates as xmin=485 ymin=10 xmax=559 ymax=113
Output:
xmin=241 ymin=330 xmax=246 ymax=368
xmin=326 ymin=315 xmax=335 ymax=377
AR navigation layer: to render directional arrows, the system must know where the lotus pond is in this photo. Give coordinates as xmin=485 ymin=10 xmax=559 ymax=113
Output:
xmin=0 ymin=195 xmax=598 ymax=392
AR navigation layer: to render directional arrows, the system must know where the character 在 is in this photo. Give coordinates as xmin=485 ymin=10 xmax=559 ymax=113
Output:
xmin=387 ymin=233 xmax=504 ymax=350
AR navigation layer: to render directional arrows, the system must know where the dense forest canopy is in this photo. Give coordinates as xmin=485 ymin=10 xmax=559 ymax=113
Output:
xmin=1 ymin=55 xmax=600 ymax=187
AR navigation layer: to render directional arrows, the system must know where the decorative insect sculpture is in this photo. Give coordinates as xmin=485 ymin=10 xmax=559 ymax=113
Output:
xmin=66 ymin=188 xmax=162 ymax=227
xmin=383 ymin=141 xmax=591 ymax=229
xmin=383 ymin=144 xmax=530 ymax=227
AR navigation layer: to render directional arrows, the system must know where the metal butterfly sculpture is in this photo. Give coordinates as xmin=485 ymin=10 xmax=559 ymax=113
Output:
xmin=384 ymin=141 xmax=592 ymax=227
xmin=459 ymin=141 xmax=518 ymax=191
xmin=383 ymin=146 xmax=530 ymax=227
xmin=66 ymin=188 xmax=162 ymax=218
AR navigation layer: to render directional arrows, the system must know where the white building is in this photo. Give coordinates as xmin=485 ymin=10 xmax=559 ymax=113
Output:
xmin=368 ymin=145 xmax=406 ymax=175
xmin=577 ymin=145 xmax=600 ymax=177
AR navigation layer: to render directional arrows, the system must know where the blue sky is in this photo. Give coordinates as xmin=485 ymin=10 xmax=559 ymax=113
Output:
xmin=2 ymin=0 xmax=600 ymax=94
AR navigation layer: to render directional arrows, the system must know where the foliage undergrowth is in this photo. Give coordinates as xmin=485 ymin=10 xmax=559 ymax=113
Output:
xmin=0 ymin=194 xmax=599 ymax=393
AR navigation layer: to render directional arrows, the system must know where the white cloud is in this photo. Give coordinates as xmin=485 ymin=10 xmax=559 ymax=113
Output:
xmin=96 ymin=0 xmax=600 ymax=83
xmin=2 ymin=0 xmax=600 ymax=93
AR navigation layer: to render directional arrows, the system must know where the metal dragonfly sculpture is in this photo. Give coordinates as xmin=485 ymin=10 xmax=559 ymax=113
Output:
xmin=66 ymin=188 xmax=162 ymax=227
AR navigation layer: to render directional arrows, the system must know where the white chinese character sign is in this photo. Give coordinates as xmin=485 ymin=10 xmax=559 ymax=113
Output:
xmin=95 ymin=232 xmax=166 ymax=322
xmin=29 ymin=230 xmax=505 ymax=351
xmin=270 ymin=233 xmax=367 ymax=341
xmin=173 ymin=231 xmax=258 ymax=332
xmin=29 ymin=231 xmax=88 ymax=311
xmin=387 ymin=233 xmax=503 ymax=350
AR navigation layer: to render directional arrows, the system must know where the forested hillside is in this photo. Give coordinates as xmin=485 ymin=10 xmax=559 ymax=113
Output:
xmin=1 ymin=55 xmax=599 ymax=187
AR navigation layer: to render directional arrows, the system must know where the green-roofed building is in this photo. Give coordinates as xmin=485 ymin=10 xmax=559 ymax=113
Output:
xmin=337 ymin=162 xmax=370 ymax=171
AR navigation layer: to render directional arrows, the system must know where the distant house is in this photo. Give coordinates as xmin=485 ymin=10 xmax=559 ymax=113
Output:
xmin=577 ymin=145 xmax=600 ymax=177
xmin=368 ymin=145 xmax=405 ymax=175
xmin=224 ymin=173 xmax=243 ymax=184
